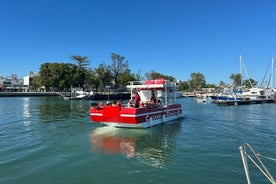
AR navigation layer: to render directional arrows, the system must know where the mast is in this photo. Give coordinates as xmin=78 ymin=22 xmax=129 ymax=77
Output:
xmin=240 ymin=55 xmax=253 ymax=88
xmin=240 ymin=54 xmax=243 ymax=87
xmin=271 ymin=57 xmax=274 ymax=94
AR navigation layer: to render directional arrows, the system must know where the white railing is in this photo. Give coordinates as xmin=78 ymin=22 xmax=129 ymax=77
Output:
xmin=239 ymin=143 xmax=276 ymax=184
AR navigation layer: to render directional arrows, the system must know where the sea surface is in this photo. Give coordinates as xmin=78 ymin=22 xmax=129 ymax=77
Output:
xmin=0 ymin=96 xmax=275 ymax=184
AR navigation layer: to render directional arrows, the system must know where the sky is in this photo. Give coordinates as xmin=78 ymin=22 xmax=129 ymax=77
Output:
xmin=0 ymin=0 xmax=276 ymax=85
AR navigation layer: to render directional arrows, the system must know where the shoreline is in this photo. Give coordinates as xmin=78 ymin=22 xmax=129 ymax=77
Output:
xmin=0 ymin=92 xmax=59 ymax=97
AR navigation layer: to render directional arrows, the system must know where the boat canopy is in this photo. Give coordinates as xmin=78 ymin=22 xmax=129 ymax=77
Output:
xmin=126 ymin=78 xmax=178 ymax=106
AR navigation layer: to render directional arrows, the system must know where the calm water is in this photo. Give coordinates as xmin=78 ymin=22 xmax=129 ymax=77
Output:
xmin=0 ymin=97 xmax=275 ymax=184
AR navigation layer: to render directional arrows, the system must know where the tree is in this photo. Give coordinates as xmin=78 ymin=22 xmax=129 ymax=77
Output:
xmin=134 ymin=69 xmax=143 ymax=81
xmin=70 ymin=55 xmax=90 ymax=71
xmin=145 ymin=70 xmax=176 ymax=81
xmin=243 ymin=78 xmax=257 ymax=88
xmin=32 ymin=75 xmax=40 ymax=91
xmin=70 ymin=55 xmax=90 ymax=89
xmin=230 ymin=73 xmax=242 ymax=87
xmin=110 ymin=53 xmax=129 ymax=87
xmin=95 ymin=63 xmax=113 ymax=91
xmin=206 ymin=83 xmax=217 ymax=89
xmin=219 ymin=81 xmax=226 ymax=87
xmin=118 ymin=73 xmax=136 ymax=87
xmin=178 ymin=81 xmax=189 ymax=91
xmin=39 ymin=63 xmax=52 ymax=91
xmin=39 ymin=62 xmax=81 ymax=91
xmin=189 ymin=72 xmax=206 ymax=91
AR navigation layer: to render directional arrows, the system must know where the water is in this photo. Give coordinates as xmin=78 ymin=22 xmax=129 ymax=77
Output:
xmin=0 ymin=97 xmax=275 ymax=184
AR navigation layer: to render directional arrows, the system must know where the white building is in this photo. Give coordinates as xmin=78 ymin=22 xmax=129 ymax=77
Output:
xmin=0 ymin=72 xmax=39 ymax=92
xmin=23 ymin=71 xmax=40 ymax=91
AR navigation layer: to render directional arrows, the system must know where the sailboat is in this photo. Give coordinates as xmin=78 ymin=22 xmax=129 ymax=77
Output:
xmin=214 ymin=55 xmax=275 ymax=105
xmin=239 ymin=55 xmax=273 ymax=100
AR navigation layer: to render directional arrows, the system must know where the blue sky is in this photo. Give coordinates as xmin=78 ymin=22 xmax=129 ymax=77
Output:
xmin=0 ymin=0 xmax=276 ymax=85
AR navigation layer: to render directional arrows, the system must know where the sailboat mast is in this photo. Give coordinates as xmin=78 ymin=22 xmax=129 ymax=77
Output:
xmin=240 ymin=54 xmax=243 ymax=86
xmin=271 ymin=57 xmax=274 ymax=92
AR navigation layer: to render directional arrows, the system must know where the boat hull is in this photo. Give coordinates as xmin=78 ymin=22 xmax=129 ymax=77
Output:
xmin=210 ymin=96 xmax=243 ymax=101
xmin=90 ymin=104 xmax=183 ymax=128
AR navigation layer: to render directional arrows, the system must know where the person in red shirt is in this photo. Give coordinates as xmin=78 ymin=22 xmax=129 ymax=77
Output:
xmin=134 ymin=92 xmax=141 ymax=108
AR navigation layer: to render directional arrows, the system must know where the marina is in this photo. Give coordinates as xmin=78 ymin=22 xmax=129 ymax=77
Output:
xmin=0 ymin=96 xmax=275 ymax=184
xmin=1 ymin=1 xmax=276 ymax=183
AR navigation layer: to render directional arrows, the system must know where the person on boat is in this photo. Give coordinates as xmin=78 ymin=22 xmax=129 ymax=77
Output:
xmin=112 ymin=100 xmax=117 ymax=106
xmin=118 ymin=99 xmax=124 ymax=107
xmin=134 ymin=92 xmax=140 ymax=108
xmin=150 ymin=93 xmax=157 ymax=104
xmin=157 ymin=99 xmax=161 ymax=106
xmin=127 ymin=99 xmax=133 ymax=107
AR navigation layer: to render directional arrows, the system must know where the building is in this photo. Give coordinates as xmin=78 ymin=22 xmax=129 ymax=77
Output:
xmin=0 ymin=74 xmax=27 ymax=92
xmin=23 ymin=71 xmax=40 ymax=91
xmin=0 ymin=72 xmax=39 ymax=92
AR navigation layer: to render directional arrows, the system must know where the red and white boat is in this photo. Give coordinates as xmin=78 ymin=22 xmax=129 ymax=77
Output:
xmin=89 ymin=78 xmax=183 ymax=128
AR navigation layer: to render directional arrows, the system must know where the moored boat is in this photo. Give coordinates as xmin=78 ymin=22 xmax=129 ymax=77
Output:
xmin=89 ymin=78 xmax=183 ymax=128
xmin=195 ymin=94 xmax=212 ymax=103
xmin=242 ymin=87 xmax=269 ymax=100
xmin=210 ymin=87 xmax=243 ymax=101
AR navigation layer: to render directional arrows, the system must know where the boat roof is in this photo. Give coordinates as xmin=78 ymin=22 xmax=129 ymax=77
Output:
xmin=126 ymin=79 xmax=177 ymax=90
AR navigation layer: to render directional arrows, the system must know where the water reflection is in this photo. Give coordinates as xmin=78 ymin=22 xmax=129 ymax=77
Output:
xmin=37 ymin=98 xmax=90 ymax=123
xmin=23 ymin=97 xmax=31 ymax=119
xmin=22 ymin=97 xmax=32 ymax=127
xmin=90 ymin=122 xmax=182 ymax=168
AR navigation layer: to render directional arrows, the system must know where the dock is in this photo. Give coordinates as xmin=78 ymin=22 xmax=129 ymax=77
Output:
xmin=214 ymin=99 xmax=275 ymax=106
xmin=0 ymin=92 xmax=59 ymax=97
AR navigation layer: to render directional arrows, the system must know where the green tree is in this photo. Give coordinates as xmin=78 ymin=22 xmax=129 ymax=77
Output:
xmin=39 ymin=62 xmax=81 ymax=91
xmin=178 ymin=81 xmax=189 ymax=91
xmin=145 ymin=70 xmax=176 ymax=81
xmin=95 ymin=64 xmax=113 ymax=91
xmin=218 ymin=81 xmax=227 ymax=90
xmin=230 ymin=73 xmax=242 ymax=87
xmin=39 ymin=63 xmax=52 ymax=91
xmin=134 ymin=69 xmax=143 ymax=81
xmin=33 ymin=75 xmax=41 ymax=91
xmin=110 ymin=53 xmax=129 ymax=87
xmin=49 ymin=63 xmax=62 ymax=90
xmin=118 ymin=73 xmax=136 ymax=87
xmin=206 ymin=83 xmax=217 ymax=89
xmin=243 ymin=78 xmax=257 ymax=88
xmin=70 ymin=55 xmax=90 ymax=89
xmin=70 ymin=55 xmax=90 ymax=71
xmin=58 ymin=63 xmax=78 ymax=90
xmin=189 ymin=72 xmax=206 ymax=91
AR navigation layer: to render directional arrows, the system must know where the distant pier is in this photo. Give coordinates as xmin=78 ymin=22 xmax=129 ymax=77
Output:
xmin=0 ymin=92 xmax=59 ymax=97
